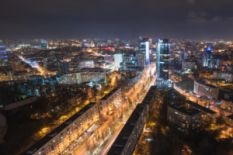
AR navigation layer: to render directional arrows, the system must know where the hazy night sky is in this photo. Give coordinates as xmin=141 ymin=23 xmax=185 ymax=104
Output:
xmin=0 ymin=0 xmax=233 ymax=40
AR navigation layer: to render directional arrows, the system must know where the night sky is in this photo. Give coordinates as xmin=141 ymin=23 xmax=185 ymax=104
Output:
xmin=0 ymin=0 xmax=233 ymax=40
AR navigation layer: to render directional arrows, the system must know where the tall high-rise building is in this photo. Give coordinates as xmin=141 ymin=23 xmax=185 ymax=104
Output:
xmin=156 ymin=39 xmax=172 ymax=88
xmin=136 ymin=53 xmax=145 ymax=68
xmin=58 ymin=61 xmax=69 ymax=75
xmin=122 ymin=52 xmax=137 ymax=70
xmin=0 ymin=41 xmax=8 ymax=67
xmin=202 ymin=46 xmax=220 ymax=69
xmin=113 ymin=53 xmax=123 ymax=70
xmin=202 ymin=46 xmax=212 ymax=68
xmin=40 ymin=39 xmax=48 ymax=49
xmin=139 ymin=38 xmax=151 ymax=65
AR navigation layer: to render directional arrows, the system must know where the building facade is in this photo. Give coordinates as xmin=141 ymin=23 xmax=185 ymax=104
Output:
xmin=202 ymin=46 xmax=220 ymax=69
xmin=139 ymin=38 xmax=150 ymax=66
xmin=167 ymin=103 xmax=201 ymax=134
xmin=0 ymin=41 xmax=8 ymax=67
xmin=194 ymin=80 xmax=219 ymax=100
xmin=58 ymin=69 xmax=107 ymax=85
xmin=156 ymin=39 xmax=172 ymax=88
xmin=113 ymin=53 xmax=123 ymax=70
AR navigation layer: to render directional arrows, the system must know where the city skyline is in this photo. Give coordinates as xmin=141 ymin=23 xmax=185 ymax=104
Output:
xmin=0 ymin=1 xmax=232 ymax=155
xmin=0 ymin=36 xmax=232 ymax=155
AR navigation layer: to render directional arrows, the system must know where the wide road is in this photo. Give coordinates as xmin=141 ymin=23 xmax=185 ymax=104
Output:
xmin=64 ymin=64 xmax=156 ymax=155
xmin=99 ymin=78 xmax=153 ymax=155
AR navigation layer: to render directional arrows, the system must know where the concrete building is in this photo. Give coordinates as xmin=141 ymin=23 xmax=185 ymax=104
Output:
xmin=167 ymin=101 xmax=201 ymax=134
xmin=194 ymin=80 xmax=219 ymax=100
xmin=213 ymin=71 xmax=233 ymax=82
xmin=99 ymin=88 xmax=123 ymax=119
xmin=25 ymin=103 xmax=99 ymax=155
xmin=108 ymin=86 xmax=157 ymax=155
xmin=58 ymin=61 xmax=69 ymax=75
xmin=136 ymin=53 xmax=145 ymax=68
xmin=182 ymin=61 xmax=196 ymax=71
xmin=107 ymin=104 xmax=147 ymax=155
xmin=166 ymin=90 xmax=216 ymax=134
xmin=121 ymin=52 xmax=138 ymax=70
xmin=58 ymin=68 xmax=107 ymax=85
xmin=219 ymin=88 xmax=233 ymax=102
xmin=139 ymin=38 xmax=150 ymax=65
xmin=78 ymin=60 xmax=95 ymax=69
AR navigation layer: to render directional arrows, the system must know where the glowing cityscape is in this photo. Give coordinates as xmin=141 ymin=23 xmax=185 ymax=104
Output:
xmin=0 ymin=1 xmax=233 ymax=155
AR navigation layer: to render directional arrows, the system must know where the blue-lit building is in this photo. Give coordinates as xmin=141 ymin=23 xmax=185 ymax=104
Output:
xmin=114 ymin=53 xmax=123 ymax=70
xmin=0 ymin=41 xmax=8 ymax=67
xmin=121 ymin=52 xmax=138 ymax=70
xmin=40 ymin=39 xmax=48 ymax=49
xmin=156 ymin=39 xmax=172 ymax=88
xmin=139 ymin=38 xmax=150 ymax=66
xmin=202 ymin=46 xmax=212 ymax=67
xmin=202 ymin=45 xmax=220 ymax=69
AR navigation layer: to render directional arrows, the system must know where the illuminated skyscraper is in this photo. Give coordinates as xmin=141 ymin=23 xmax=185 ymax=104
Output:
xmin=40 ymin=39 xmax=48 ymax=49
xmin=202 ymin=45 xmax=219 ymax=69
xmin=0 ymin=41 xmax=8 ymax=67
xmin=156 ymin=39 xmax=172 ymax=88
xmin=113 ymin=53 xmax=123 ymax=70
xmin=139 ymin=38 xmax=150 ymax=65
xmin=202 ymin=46 xmax=212 ymax=67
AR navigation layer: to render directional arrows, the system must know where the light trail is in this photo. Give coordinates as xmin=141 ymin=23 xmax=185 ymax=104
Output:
xmin=18 ymin=55 xmax=55 ymax=76
xmin=73 ymin=64 xmax=156 ymax=155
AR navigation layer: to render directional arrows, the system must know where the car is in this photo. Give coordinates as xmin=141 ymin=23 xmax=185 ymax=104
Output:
xmin=144 ymin=137 xmax=154 ymax=142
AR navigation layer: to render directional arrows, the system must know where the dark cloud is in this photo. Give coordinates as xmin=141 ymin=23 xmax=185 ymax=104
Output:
xmin=0 ymin=0 xmax=233 ymax=39
xmin=187 ymin=0 xmax=196 ymax=5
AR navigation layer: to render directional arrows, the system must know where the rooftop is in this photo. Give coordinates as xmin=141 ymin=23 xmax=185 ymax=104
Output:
xmin=196 ymin=79 xmax=217 ymax=89
xmin=186 ymin=101 xmax=216 ymax=114
xmin=167 ymin=89 xmax=216 ymax=115
xmin=141 ymin=86 xmax=157 ymax=105
xmin=77 ymin=67 xmax=109 ymax=72
xmin=169 ymin=101 xmax=200 ymax=116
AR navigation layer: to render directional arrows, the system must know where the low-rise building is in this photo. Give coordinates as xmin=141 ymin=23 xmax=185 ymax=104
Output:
xmin=58 ymin=68 xmax=107 ymax=85
xmin=24 ymin=103 xmax=99 ymax=155
xmin=219 ymin=89 xmax=233 ymax=102
xmin=107 ymin=86 xmax=157 ymax=155
xmin=166 ymin=90 xmax=216 ymax=134
xmin=167 ymin=101 xmax=201 ymax=134
xmin=194 ymin=80 xmax=219 ymax=100
xmin=107 ymin=104 xmax=146 ymax=155
xmin=213 ymin=71 xmax=233 ymax=82
xmin=182 ymin=61 xmax=196 ymax=71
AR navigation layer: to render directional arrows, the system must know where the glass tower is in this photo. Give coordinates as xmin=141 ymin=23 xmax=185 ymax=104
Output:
xmin=139 ymin=38 xmax=150 ymax=66
xmin=0 ymin=41 xmax=8 ymax=67
xmin=156 ymin=39 xmax=172 ymax=88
